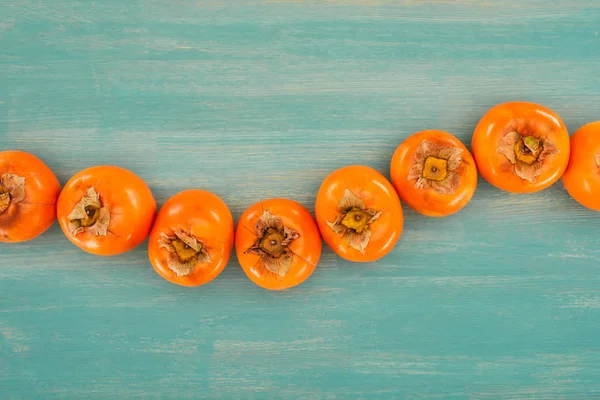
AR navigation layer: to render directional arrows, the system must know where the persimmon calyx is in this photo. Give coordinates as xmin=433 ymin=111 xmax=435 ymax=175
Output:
xmin=596 ymin=155 xmax=600 ymax=170
xmin=244 ymin=210 xmax=300 ymax=277
xmin=497 ymin=131 xmax=559 ymax=183
xmin=158 ymin=230 xmax=211 ymax=277
xmin=407 ymin=140 xmax=463 ymax=195
xmin=0 ymin=173 xmax=25 ymax=214
xmin=68 ymin=187 xmax=110 ymax=236
xmin=327 ymin=189 xmax=382 ymax=252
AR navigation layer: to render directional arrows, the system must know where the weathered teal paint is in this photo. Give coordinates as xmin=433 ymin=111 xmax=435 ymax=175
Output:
xmin=2 ymin=1 xmax=600 ymax=398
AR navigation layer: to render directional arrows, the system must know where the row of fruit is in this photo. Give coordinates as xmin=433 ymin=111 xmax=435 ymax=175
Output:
xmin=1 ymin=101 xmax=598 ymax=290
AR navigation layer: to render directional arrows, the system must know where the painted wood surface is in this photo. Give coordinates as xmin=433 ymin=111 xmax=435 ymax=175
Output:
xmin=2 ymin=1 xmax=600 ymax=398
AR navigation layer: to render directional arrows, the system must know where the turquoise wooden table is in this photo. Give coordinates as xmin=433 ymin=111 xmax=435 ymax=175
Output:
xmin=2 ymin=1 xmax=600 ymax=398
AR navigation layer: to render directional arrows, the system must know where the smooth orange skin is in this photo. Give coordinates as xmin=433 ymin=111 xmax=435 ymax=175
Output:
xmin=235 ymin=198 xmax=322 ymax=291
xmin=472 ymin=101 xmax=570 ymax=193
xmin=315 ymin=165 xmax=404 ymax=262
xmin=0 ymin=150 xmax=61 ymax=243
xmin=562 ymin=121 xmax=600 ymax=211
xmin=57 ymin=166 xmax=156 ymax=256
xmin=390 ymin=130 xmax=478 ymax=217
xmin=148 ymin=189 xmax=234 ymax=287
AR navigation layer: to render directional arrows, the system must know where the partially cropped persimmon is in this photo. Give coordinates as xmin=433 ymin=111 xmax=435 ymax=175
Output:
xmin=57 ymin=166 xmax=156 ymax=256
xmin=148 ymin=189 xmax=234 ymax=287
xmin=562 ymin=121 xmax=600 ymax=211
xmin=472 ymin=101 xmax=570 ymax=193
xmin=235 ymin=198 xmax=321 ymax=290
xmin=390 ymin=130 xmax=478 ymax=217
xmin=0 ymin=150 xmax=61 ymax=242
xmin=315 ymin=165 xmax=403 ymax=262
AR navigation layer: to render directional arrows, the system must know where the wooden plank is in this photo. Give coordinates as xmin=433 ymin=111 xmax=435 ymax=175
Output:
xmin=1 ymin=0 xmax=600 ymax=398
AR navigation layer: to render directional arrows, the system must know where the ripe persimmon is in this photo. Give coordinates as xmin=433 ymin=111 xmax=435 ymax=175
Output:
xmin=315 ymin=165 xmax=403 ymax=262
xmin=0 ymin=150 xmax=61 ymax=242
xmin=148 ymin=189 xmax=234 ymax=286
xmin=390 ymin=130 xmax=478 ymax=217
xmin=562 ymin=121 xmax=600 ymax=211
xmin=235 ymin=198 xmax=321 ymax=290
xmin=472 ymin=101 xmax=570 ymax=193
xmin=57 ymin=165 xmax=156 ymax=256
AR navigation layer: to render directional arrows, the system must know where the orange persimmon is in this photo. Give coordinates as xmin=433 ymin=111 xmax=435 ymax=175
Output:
xmin=315 ymin=165 xmax=403 ymax=262
xmin=390 ymin=130 xmax=478 ymax=217
xmin=0 ymin=150 xmax=61 ymax=242
xmin=57 ymin=165 xmax=156 ymax=256
xmin=562 ymin=121 xmax=600 ymax=211
xmin=235 ymin=198 xmax=321 ymax=290
xmin=472 ymin=101 xmax=570 ymax=193
xmin=148 ymin=189 xmax=234 ymax=287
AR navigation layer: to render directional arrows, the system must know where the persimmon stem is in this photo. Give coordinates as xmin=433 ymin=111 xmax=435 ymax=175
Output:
xmin=340 ymin=208 xmax=371 ymax=233
xmin=245 ymin=210 xmax=299 ymax=277
xmin=258 ymin=228 xmax=286 ymax=257
xmin=327 ymin=189 xmax=382 ymax=253
xmin=79 ymin=205 xmax=101 ymax=228
xmin=171 ymin=238 xmax=200 ymax=262
xmin=158 ymin=230 xmax=211 ymax=277
xmin=67 ymin=187 xmax=110 ymax=236
xmin=514 ymin=137 xmax=541 ymax=165
xmin=0 ymin=174 xmax=26 ymax=214
xmin=0 ymin=190 xmax=9 ymax=214
xmin=422 ymin=156 xmax=448 ymax=181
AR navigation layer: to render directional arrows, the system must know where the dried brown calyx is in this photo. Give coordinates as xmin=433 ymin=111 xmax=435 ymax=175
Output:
xmin=497 ymin=132 xmax=559 ymax=183
xmin=407 ymin=140 xmax=463 ymax=195
xmin=68 ymin=187 xmax=110 ymax=236
xmin=158 ymin=230 xmax=211 ymax=277
xmin=596 ymin=155 xmax=600 ymax=170
xmin=244 ymin=210 xmax=300 ymax=277
xmin=327 ymin=189 xmax=382 ymax=252
xmin=0 ymin=174 xmax=25 ymax=214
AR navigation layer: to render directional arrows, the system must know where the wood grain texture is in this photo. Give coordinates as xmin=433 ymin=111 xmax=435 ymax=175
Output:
xmin=2 ymin=0 xmax=600 ymax=398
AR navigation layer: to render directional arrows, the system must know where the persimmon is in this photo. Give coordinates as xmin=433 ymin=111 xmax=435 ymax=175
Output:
xmin=0 ymin=150 xmax=61 ymax=242
xmin=472 ymin=101 xmax=570 ymax=193
xmin=147 ymin=189 xmax=234 ymax=287
xmin=315 ymin=165 xmax=403 ymax=262
xmin=390 ymin=130 xmax=478 ymax=217
xmin=562 ymin=121 xmax=600 ymax=211
xmin=235 ymin=198 xmax=321 ymax=290
xmin=57 ymin=165 xmax=156 ymax=256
